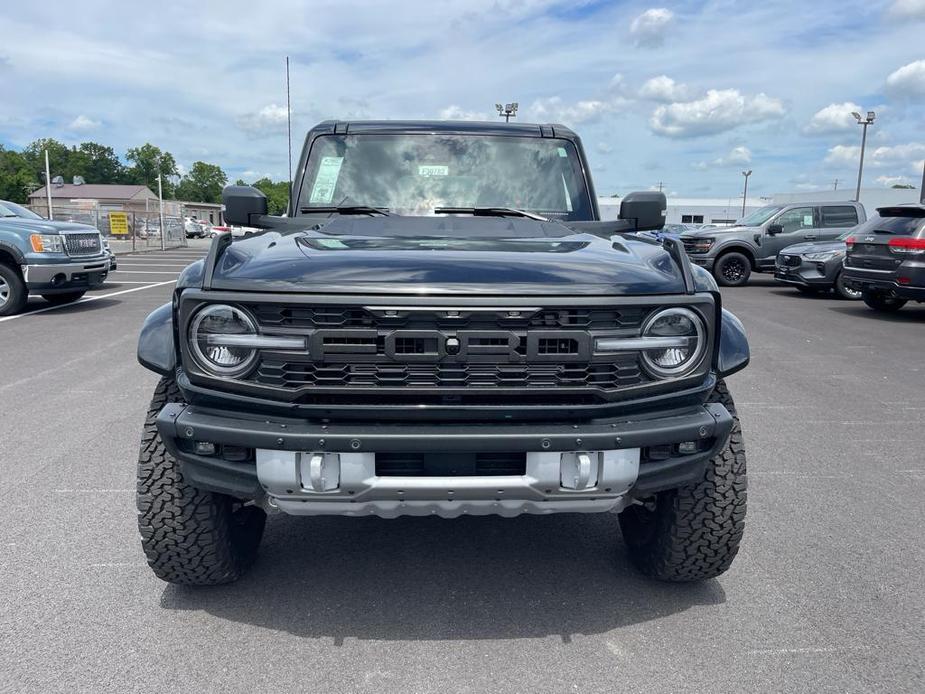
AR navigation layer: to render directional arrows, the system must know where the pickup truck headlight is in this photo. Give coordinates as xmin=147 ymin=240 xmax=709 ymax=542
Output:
xmin=188 ymin=304 xmax=306 ymax=377
xmin=189 ymin=304 xmax=260 ymax=377
xmin=688 ymin=238 xmax=714 ymax=253
xmin=640 ymin=307 xmax=706 ymax=378
xmin=29 ymin=234 xmax=65 ymax=253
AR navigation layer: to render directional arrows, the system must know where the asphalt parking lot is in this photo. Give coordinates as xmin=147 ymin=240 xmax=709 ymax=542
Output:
xmin=1 ymin=256 xmax=923 ymax=693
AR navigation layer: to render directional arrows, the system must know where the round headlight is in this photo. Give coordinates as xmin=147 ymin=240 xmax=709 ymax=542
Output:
xmin=189 ymin=304 xmax=258 ymax=377
xmin=640 ymin=307 xmax=706 ymax=378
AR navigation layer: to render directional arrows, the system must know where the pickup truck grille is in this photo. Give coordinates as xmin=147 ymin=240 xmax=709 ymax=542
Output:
xmin=64 ymin=233 xmax=102 ymax=257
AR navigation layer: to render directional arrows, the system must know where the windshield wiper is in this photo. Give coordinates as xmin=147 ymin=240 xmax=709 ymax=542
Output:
xmin=434 ymin=207 xmax=549 ymax=222
xmin=299 ymin=205 xmax=391 ymax=217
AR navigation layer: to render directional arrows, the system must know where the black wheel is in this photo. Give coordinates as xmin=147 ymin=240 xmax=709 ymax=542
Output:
xmin=619 ymin=380 xmax=747 ymax=582
xmin=834 ymin=273 xmax=862 ymax=301
xmin=136 ymin=377 xmax=266 ymax=585
xmin=861 ymin=290 xmax=907 ymax=313
xmin=713 ymin=252 xmax=752 ymax=287
xmin=41 ymin=291 xmax=86 ymax=305
xmin=0 ymin=263 xmax=28 ymax=316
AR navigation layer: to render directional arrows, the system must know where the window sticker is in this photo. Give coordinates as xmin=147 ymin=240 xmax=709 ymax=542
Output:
xmin=418 ymin=165 xmax=449 ymax=177
xmin=557 ymin=147 xmax=568 ymax=158
xmin=803 ymin=214 xmax=813 ymax=226
xmin=309 ymin=156 xmax=344 ymax=203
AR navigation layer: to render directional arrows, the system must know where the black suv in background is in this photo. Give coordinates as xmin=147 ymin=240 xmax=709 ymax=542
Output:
xmin=843 ymin=203 xmax=925 ymax=312
xmin=774 ymin=229 xmax=861 ymax=299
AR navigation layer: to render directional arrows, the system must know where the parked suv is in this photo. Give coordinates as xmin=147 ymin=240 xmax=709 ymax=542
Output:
xmin=680 ymin=202 xmax=866 ymax=286
xmin=0 ymin=199 xmax=110 ymax=316
xmin=842 ymin=203 xmax=925 ymax=312
xmin=135 ymin=120 xmax=750 ymax=586
xmin=774 ymin=229 xmax=861 ymax=299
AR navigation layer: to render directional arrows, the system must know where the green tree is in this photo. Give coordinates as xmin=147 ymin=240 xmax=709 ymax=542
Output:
xmin=21 ymin=138 xmax=71 ymax=188
xmin=0 ymin=146 xmax=36 ymax=203
xmin=175 ymin=161 xmax=228 ymax=203
xmin=251 ymin=177 xmax=290 ymax=215
xmin=69 ymin=142 xmax=125 ymax=184
xmin=891 ymin=184 xmax=915 ymax=189
xmin=126 ymin=143 xmax=179 ymax=198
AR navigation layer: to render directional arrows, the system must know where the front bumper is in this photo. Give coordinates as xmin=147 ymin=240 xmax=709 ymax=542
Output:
xmin=156 ymin=401 xmax=734 ymax=518
xmin=774 ymin=260 xmax=839 ymax=288
xmin=687 ymin=255 xmax=715 ymax=271
xmin=22 ymin=256 xmax=110 ymax=292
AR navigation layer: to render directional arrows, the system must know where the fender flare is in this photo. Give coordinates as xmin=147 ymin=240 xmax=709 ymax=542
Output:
xmin=713 ymin=243 xmax=758 ymax=268
xmin=0 ymin=241 xmax=25 ymax=265
xmin=717 ymin=308 xmax=750 ymax=378
xmin=137 ymin=302 xmax=176 ymax=375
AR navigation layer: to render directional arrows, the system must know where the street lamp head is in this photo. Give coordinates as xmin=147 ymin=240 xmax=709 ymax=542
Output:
xmin=742 ymin=169 xmax=752 ymax=177
xmin=866 ymin=111 xmax=876 ymax=122
xmin=851 ymin=111 xmax=862 ymax=121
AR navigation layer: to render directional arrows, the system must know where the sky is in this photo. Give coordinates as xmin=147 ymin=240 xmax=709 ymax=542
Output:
xmin=2 ymin=0 xmax=925 ymax=199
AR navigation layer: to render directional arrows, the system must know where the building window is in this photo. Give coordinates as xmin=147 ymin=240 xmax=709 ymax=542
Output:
xmin=711 ymin=219 xmax=736 ymax=224
xmin=209 ymin=212 xmax=215 ymax=223
xmin=681 ymin=214 xmax=704 ymax=224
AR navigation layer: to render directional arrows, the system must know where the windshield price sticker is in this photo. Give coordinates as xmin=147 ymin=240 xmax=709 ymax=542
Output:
xmin=309 ymin=156 xmax=345 ymax=203
xmin=418 ymin=165 xmax=449 ymax=177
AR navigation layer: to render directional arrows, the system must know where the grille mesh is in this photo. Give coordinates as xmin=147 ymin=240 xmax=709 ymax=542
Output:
xmin=64 ymin=233 xmax=102 ymax=257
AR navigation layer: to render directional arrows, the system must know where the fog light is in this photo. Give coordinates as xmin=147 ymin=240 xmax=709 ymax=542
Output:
xmin=195 ymin=441 xmax=216 ymax=456
xmin=677 ymin=441 xmax=699 ymax=455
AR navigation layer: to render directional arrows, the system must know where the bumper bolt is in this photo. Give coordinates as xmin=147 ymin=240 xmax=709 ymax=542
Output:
xmin=615 ymin=436 xmax=622 ymax=446
xmin=576 ymin=438 xmax=583 ymax=446
xmin=541 ymin=439 xmax=551 ymax=449
xmin=319 ymin=438 xmax=326 ymax=448
xmin=184 ymin=427 xmax=194 ymax=438
xmin=699 ymin=426 xmax=709 ymax=438
xmin=350 ymin=439 xmax=361 ymax=450
xmin=276 ymin=437 xmax=284 ymax=447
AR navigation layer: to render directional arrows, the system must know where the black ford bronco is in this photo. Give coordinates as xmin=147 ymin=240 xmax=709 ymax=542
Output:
xmin=136 ymin=120 xmax=750 ymax=585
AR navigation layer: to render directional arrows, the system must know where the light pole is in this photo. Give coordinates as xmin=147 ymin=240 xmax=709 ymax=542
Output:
xmin=740 ymin=169 xmax=752 ymax=217
xmin=495 ymin=102 xmax=518 ymax=122
xmin=851 ymin=111 xmax=875 ymax=203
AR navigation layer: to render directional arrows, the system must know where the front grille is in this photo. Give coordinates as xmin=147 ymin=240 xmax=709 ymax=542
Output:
xmin=781 ymin=255 xmax=802 ymax=267
xmin=64 ymin=233 xmax=102 ymax=257
xmin=255 ymin=358 xmax=643 ymax=390
xmin=681 ymin=238 xmax=698 ymax=253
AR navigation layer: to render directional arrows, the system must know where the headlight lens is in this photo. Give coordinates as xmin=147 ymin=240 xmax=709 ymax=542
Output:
xmin=189 ymin=304 xmax=258 ymax=377
xmin=29 ymin=234 xmax=65 ymax=253
xmin=689 ymin=238 xmax=714 ymax=253
xmin=804 ymin=251 xmax=841 ymax=261
xmin=640 ymin=307 xmax=706 ymax=378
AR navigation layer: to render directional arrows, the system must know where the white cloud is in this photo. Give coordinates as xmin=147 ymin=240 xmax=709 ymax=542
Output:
xmin=885 ymin=59 xmax=925 ymax=98
xmin=528 ymin=96 xmax=615 ymax=125
xmin=650 ymin=89 xmax=785 ymax=138
xmin=826 ymin=142 xmax=925 ymax=168
xmin=629 ymin=8 xmax=674 ymax=47
xmin=638 ymin=76 xmax=690 ymax=103
xmin=693 ymin=145 xmax=752 ymax=169
xmin=236 ymin=104 xmax=289 ymax=134
xmin=803 ymin=102 xmax=863 ymax=134
xmin=68 ymin=114 xmax=101 ymax=131
xmin=439 ymin=105 xmax=487 ymax=121
xmin=887 ymin=0 xmax=925 ymax=20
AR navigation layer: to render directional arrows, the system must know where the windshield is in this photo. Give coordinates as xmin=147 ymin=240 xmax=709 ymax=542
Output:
xmin=297 ymin=134 xmax=593 ymax=221
xmin=737 ymin=205 xmax=782 ymax=227
xmin=0 ymin=201 xmax=43 ymax=220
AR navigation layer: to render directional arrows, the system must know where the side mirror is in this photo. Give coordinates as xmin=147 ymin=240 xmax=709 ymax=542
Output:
xmin=619 ymin=191 xmax=666 ymax=231
xmin=222 ymin=185 xmax=267 ymax=226
xmin=767 ymin=224 xmax=783 ymax=236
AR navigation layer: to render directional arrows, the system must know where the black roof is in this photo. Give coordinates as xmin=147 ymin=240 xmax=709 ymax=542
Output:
xmin=316 ymin=119 xmax=579 ymax=139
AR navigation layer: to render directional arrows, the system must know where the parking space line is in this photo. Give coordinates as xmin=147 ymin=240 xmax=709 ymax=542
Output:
xmin=111 ymin=270 xmax=181 ymax=274
xmin=0 ymin=280 xmax=177 ymax=323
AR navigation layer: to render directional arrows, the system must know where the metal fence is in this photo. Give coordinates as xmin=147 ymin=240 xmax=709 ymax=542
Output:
xmin=30 ymin=204 xmax=188 ymax=252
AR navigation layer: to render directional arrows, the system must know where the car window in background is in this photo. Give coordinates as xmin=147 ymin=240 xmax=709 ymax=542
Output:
xmin=821 ymin=205 xmax=859 ymax=228
xmin=737 ymin=205 xmax=782 ymax=226
xmin=0 ymin=201 xmax=43 ymax=219
xmin=774 ymin=207 xmax=814 ymax=233
xmin=298 ymin=134 xmax=594 ymax=221
xmin=858 ymin=214 xmax=925 ymax=237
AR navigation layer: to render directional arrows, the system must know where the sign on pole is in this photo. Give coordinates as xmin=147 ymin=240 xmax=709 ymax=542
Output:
xmin=109 ymin=212 xmax=129 ymax=235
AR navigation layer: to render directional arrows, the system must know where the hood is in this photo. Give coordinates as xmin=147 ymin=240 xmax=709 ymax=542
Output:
xmin=680 ymin=225 xmax=756 ymax=238
xmin=0 ymin=217 xmax=100 ymax=234
xmin=780 ymin=239 xmax=846 ymax=255
xmin=209 ymin=216 xmax=687 ymax=295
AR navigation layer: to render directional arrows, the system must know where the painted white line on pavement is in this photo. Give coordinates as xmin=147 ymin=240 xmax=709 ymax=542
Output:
xmin=111 ymin=270 xmax=180 ymax=274
xmin=0 ymin=280 xmax=177 ymax=323
xmin=117 ymin=263 xmax=195 ymax=268
xmin=98 ymin=280 xmax=171 ymax=285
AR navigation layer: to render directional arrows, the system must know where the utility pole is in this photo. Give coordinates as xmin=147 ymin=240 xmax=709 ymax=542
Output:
xmin=157 ymin=173 xmax=165 ymax=252
xmin=833 ymin=178 xmax=839 ymax=191
xmin=656 ymin=181 xmax=664 ymax=192
xmin=495 ymin=103 xmax=518 ymax=122
xmin=851 ymin=111 xmax=875 ymax=202
xmin=741 ymin=170 xmax=752 ymax=216
xmin=44 ymin=150 xmax=54 ymax=220
xmin=286 ymin=56 xmax=292 ymax=192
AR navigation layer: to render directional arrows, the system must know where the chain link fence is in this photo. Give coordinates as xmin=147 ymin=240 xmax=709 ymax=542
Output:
xmin=30 ymin=203 xmax=188 ymax=253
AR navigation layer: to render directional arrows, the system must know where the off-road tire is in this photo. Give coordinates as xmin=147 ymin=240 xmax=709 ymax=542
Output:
xmin=41 ymin=291 xmax=86 ymax=305
xmin=619 ymin=380 xmax=747 ymax=582
xmin=861 ymin=290 xmax=907 ymax=313
xmin=713 ymin=252 xmax=752 ymax=287
xmin=136 ymin=377 xmax=266 ymax=585
xmin=0 ymin=263 xmax=28 ymax=317
xmin=834 ymin=273 xmax=861 ymax=301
